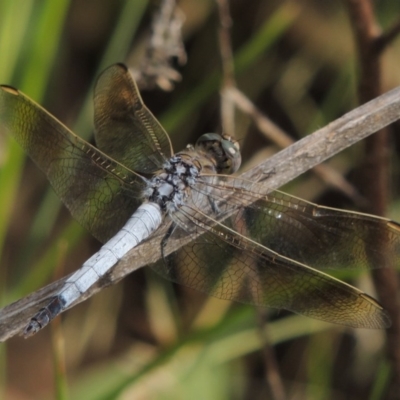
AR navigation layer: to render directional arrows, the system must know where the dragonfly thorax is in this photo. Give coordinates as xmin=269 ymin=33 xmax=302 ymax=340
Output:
xmin=144 ymin=155 xmax=200 ymax=212
xmin=144 ymin=134 xmax=241 ymax=213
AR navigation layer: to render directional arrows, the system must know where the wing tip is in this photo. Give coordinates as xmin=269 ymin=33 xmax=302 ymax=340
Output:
xmin=0 ymin=85 xmax=19 ymax=96
xmin=115 ymin=62 xmax=128 ymax=72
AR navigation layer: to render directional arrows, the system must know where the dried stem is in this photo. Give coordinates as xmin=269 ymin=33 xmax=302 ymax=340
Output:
xmin=256 ymin=311 xmax=286 ymax=400
xmin=1 ymin=84 xmax=400 ymax=342
xmin=344 ymin=0 xmax=400 ymax=396
xmin=376 ymin=17 xmax=400 ymax=53
xmin=216 ymin=0 xmax=236 ymax=137
xmin=227 ymin=87 xmax=365 ymax=205
xmin=131 ymin=0 xmax=186 ymax=91
xmin=216 ymin=3 xmax=286 ymax=397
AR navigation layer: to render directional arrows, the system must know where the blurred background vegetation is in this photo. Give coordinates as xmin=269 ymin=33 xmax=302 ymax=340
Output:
xmin=1 ymin=0 xmax=400 ymax=399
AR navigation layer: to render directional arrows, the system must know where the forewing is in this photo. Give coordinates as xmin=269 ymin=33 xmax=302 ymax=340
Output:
xmin=93 ymin=63 xmax=173 ymax=173
xmin=0 ymin=85 xmax=146 ymax=243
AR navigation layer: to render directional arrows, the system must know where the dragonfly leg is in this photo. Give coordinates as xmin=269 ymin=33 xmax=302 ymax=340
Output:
xmin=208 ymin=196 xmax=220 ymax=215
xmin=161 ymin=223 xmax=176 ymax=261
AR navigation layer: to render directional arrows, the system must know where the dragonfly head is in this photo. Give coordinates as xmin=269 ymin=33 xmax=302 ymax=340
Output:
xmin=195 ymin=133 xmax=241 ymax=174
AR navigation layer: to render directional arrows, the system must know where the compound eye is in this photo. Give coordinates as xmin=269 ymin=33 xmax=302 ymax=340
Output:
xmin=196 ymin=133 xmax=242 ymax=174
xmin=220 ymin=134 xmax=241 ymax=173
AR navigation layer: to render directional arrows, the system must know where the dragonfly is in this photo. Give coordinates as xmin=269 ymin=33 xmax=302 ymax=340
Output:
xmin=0 ymin=63 xmax=398 ymax=337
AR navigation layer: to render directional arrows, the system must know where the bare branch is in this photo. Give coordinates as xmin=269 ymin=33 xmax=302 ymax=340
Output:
xmin=376 ymin=17 xmax=400 ymax=53
xmin=344 ymin=0 xmax=400 ymax=395
xmin=1 ymin=84 xmax=400 ymax=342
xmin=216 ymin=0 xmax=236 ymax=137
xmin=131 ymin=0 xmax=186 ymax=91
xmin=216 ymin=4 xmax=286 ymax=395
xmin=228 ymin=86 xmax=364 ymax=204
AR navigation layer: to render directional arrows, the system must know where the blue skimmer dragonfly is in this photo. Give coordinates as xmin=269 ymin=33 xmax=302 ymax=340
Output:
xmin=0 ymin=63 xmax=398 ymax=337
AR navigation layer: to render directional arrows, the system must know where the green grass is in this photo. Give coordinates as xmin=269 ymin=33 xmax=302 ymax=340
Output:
xmin=0 ymin=1 xmax=399 ymax=399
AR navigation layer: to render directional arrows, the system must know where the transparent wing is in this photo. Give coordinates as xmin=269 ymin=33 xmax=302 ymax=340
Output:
xmin=150 ymin=175 xmax=398 ymax=328
xmin=93 ymin=63 xmax=173 ymax=174
xmin=194 ymin=176 xmax=400 ymax=271
xmin=0 ymin=85 xmax=146 ymax=243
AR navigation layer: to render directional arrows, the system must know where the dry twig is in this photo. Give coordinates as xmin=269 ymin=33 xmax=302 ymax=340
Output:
xmin=228 ymin=86 xmax=365 ymax=205
xmin=1 ymin=84 xmax=400 ymax=342
xmin=216 ymin=2 xmax=285 ymax=398
xmin=216 ymin=0 xmax=236 ymax=137
xmin=344 ymin=1 xmax=400 ymax=396
xmin=131 ymin=0 xmax=186 ymax=91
